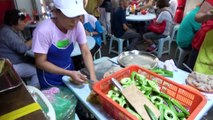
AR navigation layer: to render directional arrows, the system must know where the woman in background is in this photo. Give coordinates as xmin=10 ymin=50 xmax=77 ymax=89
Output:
xmin=143 ymin=0 xmax=173 ymax=52
xmin=0 ymin=9 xmax=40 ymax=88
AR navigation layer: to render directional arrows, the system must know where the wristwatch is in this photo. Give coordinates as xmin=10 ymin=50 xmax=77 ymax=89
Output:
xmin=90 ymin=32 xmax=93 ymax=36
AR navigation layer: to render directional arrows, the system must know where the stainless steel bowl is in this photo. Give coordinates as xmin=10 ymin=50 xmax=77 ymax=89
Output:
xmin=117 ymin=50 xmax=159 ymax=69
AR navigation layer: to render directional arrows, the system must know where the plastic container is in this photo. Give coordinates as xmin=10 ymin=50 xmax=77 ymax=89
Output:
xmin=93 ymin=65 xmax=207 ymax=120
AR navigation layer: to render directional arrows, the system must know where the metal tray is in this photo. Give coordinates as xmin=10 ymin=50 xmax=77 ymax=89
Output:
xmin=117 ymin=50 xmax=158 ymax=69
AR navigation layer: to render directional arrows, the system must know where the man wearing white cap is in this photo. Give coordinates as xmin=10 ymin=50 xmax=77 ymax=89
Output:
xmin=32 ymin=0 xmax=97 ymax=89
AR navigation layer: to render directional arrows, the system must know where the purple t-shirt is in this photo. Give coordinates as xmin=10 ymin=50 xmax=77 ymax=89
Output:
xmin=32 ymin=19 xmax=87 ymax=54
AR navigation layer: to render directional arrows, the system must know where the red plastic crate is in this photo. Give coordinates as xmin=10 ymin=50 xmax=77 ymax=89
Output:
xmin=93 ymin=65 xmax=207 ymax=120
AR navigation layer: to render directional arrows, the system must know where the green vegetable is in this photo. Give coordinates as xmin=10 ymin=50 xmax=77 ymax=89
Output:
xmin=147 ymin=80 xmax=160 ymax=93
xmin=112 ymin=96 xmax=122 ymax=104
xmin=164 ymin=109 xmax=178 ymax=120
xmin=144 ymin=90 xmax=152 ymax=97
xmin=159 ymin=92 xmax=171 ymax=100
xmin=144 ymin=104 xmax=157 ymax=120
xmin=107 ymin=90 xmax=120 ymax=98
xmin=151 ymin=96 xmax=164 ymax=106
xmin=177 ymin=112 xmax=185 ymax=118
xmin=140 ymin=85 xmax=152 ymax=92
xmin=120 ymin=77 xmax=132 ymax=85
xmin=119 ymin=99 xmax=127 ymax=108
xmin=171 ymin=99 xmax=190 ymax=117
xmin=180 ymin=117 xmax=187 ymax=120
xmin=151 ymin=68 xmax=173 ymax=77
xmin=113 ymin=86 xmax=119 ymax=91
xmin=126 ymin=107 xmax=142 ymax=120
xmin=165 ymin=99 xmax=177 ymax=115
xmin=159 ymin=105 xmax=164 ymax=120
xmin=131 ymin=71 xmax=137 ymax=81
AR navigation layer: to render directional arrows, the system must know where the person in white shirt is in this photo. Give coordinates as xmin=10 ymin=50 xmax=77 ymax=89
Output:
xmin=169 ymin=0 xmax=178 ymax=17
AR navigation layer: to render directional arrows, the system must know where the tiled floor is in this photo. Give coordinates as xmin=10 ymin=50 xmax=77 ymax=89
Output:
xmin=98 ymin=37 xmax=213 ymax=120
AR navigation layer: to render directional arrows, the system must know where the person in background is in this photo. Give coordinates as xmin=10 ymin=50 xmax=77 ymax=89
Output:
xmin=32 ymin=0 xmax=97 ymax=89
xmin=111 ymin=0 xmax=120 ymax=9
xmin=79 ymin=13 xmax=104 ymax=57
xmin=111 ymin=0 xmax=141 ymax=51
xmin=136 ymin=0 xmax=177 ymax=17
xmin=137 ymin=0 xmax=155 ymax=11
xmin=143 ymin=0 xmax=173 ymax=52
xmin=99 ymin=0 xmax=112 ymax=35
xmin=169 ymin=0 xmax=178 ymax=17
xmin=186 ymin=0 xmax=213 ymax=71
xmin=0 ymin=9 xmax=40 ymax=88
xmin=85 ymin=0 xmax=104 ymax=19
xmin=176 ymin=2 xmax=203 ymax=50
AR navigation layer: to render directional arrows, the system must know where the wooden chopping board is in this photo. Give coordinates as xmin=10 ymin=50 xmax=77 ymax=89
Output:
xmin=122 ymin=84 xmax=161 ymax=120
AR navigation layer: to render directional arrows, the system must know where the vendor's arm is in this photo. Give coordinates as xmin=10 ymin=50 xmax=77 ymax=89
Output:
xmin=34 ymin=53 xmax=87 ymax=84
xmin=79 ymin=44 xmax=97 ymax=82
xmin=77 ymin=22 xmax=97 ymax=83
xmin=195 ymin=1 xmax=213 ymax=23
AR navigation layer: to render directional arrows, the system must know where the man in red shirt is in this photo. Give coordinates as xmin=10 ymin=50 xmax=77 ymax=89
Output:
xmin=186 ymin=0 xmax=213 ymax=71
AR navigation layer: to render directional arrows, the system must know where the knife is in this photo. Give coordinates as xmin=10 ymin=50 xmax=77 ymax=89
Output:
xmin=111 ymin=78 xmax=123 ymax=91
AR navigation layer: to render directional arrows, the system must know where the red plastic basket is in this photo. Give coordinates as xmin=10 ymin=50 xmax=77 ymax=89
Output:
xmin=93 ymin=65 xmax=207 ymax=120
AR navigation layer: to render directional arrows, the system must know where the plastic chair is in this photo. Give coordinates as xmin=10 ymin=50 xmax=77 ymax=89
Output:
xmin=154 ymin=36 xmax=171 ymax=58
xmin=93 ymin=48 xmax=102 ymax=60
xmin=174 ymin=47 xmax=190 ymax=68
xmin=108 ymin=35 xmax=129 ymax=55
xmin=102 ymin=26 xmax=107 ymax=45
xmin=170 ymin=24 xmax=180 ymax=42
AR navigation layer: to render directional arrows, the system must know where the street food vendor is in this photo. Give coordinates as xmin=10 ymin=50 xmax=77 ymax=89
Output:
xmin=32 ymin=0 xmax=97 ymax=89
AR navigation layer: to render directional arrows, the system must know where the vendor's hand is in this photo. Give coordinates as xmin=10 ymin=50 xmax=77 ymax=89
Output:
xmin=69 ymin=71 xmax=87 ymax=85
xmin=88 ymin=79 xmax=98 ymax=90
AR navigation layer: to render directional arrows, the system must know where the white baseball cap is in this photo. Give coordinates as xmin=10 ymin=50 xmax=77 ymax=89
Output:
xmin=53 ymin=0 xmax=87 ymax=18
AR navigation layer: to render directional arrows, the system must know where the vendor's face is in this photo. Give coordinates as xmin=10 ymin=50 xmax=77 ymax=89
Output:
xmin=55 ymin=10 xmax=79 ymax=30
xmin=79 ymin=15 xmax=84 ymax=23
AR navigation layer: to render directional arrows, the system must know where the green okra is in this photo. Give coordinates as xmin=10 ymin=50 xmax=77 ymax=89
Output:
xmin=159 ymin=105 xmax=164 ymax=120
xmin=171 ymin=99 xmax=190 ymax=117
xmin=126 ymin=107 xmax=142 ymax=120
xmin=180 ymin=117 xmax=187 ymax=120
xmin=159 ymin=92 xmax=171 ymax=100
xmin=151 ymin=68 xmax=173 ymax=77
xmin=140 ymin=85 xmax=152 ymax=92
xmin=144 ymin=104 xmax=157 ymax=120
xmin=147 ymin=80 xmax=160 ymax=93
xmin=177 ymin=112 xmax=185 ymax=118
xmin=165 ymin=99 xmax=178 ymax=115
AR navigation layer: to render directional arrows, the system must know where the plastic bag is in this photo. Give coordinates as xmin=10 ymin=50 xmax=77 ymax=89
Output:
xmin=42 ymin=86 xmax=77 ymax=120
